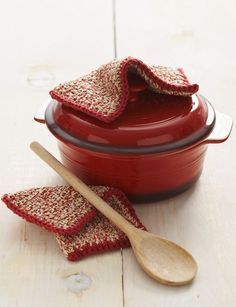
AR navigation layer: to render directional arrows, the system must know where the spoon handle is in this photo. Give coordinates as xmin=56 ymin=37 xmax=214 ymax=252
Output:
xmin=30 ymin=142 xmax=136 ymax=236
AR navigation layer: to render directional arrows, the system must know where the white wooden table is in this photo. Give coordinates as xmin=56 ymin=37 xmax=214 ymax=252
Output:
xmin=1 ymin=1 xmax=236 ymax=306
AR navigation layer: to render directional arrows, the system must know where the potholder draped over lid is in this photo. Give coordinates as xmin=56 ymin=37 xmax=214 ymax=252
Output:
xmin=50 ymin=57 xmax=199 ymax=123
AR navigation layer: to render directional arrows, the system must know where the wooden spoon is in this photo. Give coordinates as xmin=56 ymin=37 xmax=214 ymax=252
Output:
xmin=30 ymin=142 xmax=197 ymax=286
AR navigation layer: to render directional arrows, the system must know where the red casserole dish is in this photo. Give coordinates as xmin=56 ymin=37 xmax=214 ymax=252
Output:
xmin=35 ymin=76 xmax=233 ymax=202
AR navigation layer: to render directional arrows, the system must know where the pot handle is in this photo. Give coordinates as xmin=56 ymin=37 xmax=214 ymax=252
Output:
xmin=34 ymin=99 xmax=52 ymax=124
xmin=202 ymin=111 xmax=233 ymax=144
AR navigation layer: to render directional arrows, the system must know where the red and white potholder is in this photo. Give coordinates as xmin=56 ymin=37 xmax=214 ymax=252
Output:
xmin=50 ymin=57 xmax=199 ymax=123
xmin=2 ymin=186 xmax=146 ymax=261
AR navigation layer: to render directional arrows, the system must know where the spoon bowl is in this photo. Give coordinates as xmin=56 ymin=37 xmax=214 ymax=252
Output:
xmin=129 ymin=228 xmax=197 ymax=285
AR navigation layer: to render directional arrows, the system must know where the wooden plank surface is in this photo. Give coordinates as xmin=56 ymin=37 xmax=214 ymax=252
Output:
xmin=0 ymin=1 xmax=124 ymax=307
xmin=116 ymin=0 xmax=236 ymax=306
xmin=0 ymin=0 xmax=236 ymax=306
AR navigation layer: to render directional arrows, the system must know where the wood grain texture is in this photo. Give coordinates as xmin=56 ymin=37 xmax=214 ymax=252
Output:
xmin=1 ymin=0 xmax=236 ymax=306
xmin=116 ymin=0 xmax=236 ymax=306
xmin=0 ymin=1 xmax=124 ymax=307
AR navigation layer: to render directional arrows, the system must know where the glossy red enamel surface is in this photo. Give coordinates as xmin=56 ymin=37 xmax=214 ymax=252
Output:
xmin=43 ymin=74 xmax=217 ymax=201
xmin=52 ymin=73 xmax=213 ymax=149
xmin=53 ymin=93 xmax=210 ymax=147
xmin=58 ymin=141 xmax=207 ymax=201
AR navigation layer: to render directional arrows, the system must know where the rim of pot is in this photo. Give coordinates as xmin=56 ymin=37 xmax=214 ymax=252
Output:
xmin=45 ymin=95 xmax=216 ymax=155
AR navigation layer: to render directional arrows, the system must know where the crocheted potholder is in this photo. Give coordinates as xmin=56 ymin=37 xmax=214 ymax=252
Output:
xmin=2 ymin=186 xmax=146 ymax=261
xmin=56 ymin=189 xmax=146 ymax=261
xmin=50 ymin=56 xmax=199 ymax=123
xmin=1 ymin=185 xmax=110 ymax=235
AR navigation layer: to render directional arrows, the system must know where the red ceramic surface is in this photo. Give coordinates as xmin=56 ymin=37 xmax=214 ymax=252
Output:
xmin=51 ymin=73 xmax=214 ymax=150
xmin=58 ymin=141 xmax=207 ymax=202
xmin=35 ymin=74 xmax=233 ymax=202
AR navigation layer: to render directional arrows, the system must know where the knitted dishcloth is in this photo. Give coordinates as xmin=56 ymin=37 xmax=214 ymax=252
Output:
xmin=2 ymin=186 xmax=146 ymax=260
xmin=56 ymin=188 xmax=146 ymax=261
xmin=50 ymin=57 xmax=199 ymax=123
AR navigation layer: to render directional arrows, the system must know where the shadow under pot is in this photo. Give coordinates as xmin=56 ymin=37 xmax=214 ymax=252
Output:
xmin=35 ymin=86 xmax=233 ymax=202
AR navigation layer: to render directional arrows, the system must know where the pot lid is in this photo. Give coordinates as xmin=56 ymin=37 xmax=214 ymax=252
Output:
xmin=45 ymin=74 xmax=215 ymax=154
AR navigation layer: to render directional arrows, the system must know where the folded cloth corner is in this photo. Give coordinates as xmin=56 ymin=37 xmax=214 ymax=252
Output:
xmin=1 ymin=185 xmax=146 ymax=261
xmin=50 ymin=56 xmax=199 ymax=123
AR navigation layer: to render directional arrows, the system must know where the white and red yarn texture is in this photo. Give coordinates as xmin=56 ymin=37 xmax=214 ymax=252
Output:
xmin=2 ymin=186 xmax=109 ymax=235
xmin=2 ymin=186 xmax=146 ymax=261
xmin=50 ymin=57 xmax=199 ymax=123
xmin=56 ymin=189 xmax=146 ymax=261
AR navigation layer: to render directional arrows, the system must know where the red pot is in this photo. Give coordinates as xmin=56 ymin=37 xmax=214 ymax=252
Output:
xmin=35 ymin=77 xmax=233 ymax=202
